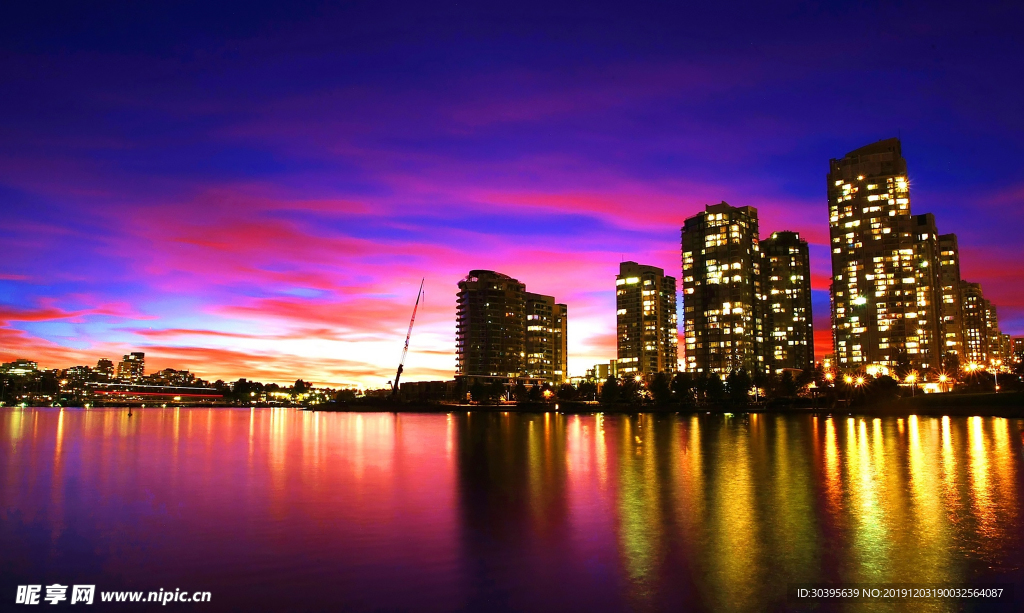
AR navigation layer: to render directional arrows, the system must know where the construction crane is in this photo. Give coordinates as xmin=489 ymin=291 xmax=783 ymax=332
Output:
xmin=391 ymin=278 xmax=424 ymax=398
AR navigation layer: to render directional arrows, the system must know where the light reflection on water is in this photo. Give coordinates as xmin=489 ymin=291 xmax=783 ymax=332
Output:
xmin=1 ymin=408 xmax=1022 ymax=612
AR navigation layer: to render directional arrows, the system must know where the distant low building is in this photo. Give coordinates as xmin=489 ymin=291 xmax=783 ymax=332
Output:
xmin=398 ymin=380 xmax=456 ymax=402
xmin=1 ymin=360 xmax=38 ymax=376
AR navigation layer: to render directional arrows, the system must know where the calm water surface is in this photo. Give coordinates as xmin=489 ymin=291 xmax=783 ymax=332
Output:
xmin=1 ymin=408 xmax=1022 ymax=612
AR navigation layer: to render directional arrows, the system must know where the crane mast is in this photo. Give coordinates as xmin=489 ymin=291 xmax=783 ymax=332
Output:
xmin=392 ymin=278 xmax=424 ymax=397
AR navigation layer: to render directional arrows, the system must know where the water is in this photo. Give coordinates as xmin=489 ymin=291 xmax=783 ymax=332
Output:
xmin=1 ymin=408 xmax=1022 ymax=612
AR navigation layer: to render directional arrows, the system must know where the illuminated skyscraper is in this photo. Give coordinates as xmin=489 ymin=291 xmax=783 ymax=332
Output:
xmin=95 ymin=359 xmax=115 ymax=378
xmin=117 ymin=352 xmax=145 ymax=381
xmin=615 ymin=261 xmax=678 ymax=377
xmin=960 ymin=282 xmax=986 ymax=365
xmin=524 ymin=292 xmax=568 ymax=384
xmin=984 ymin=300 xmax=1002 ymax=364
xmin=761 ymin=231 xmax=814 ymax=372
xmin=681 ymin=202 xmax=764 ymax=374
xmin=827 ymin=138 xmax=943 ymax=370
xmin=937 ymin=233 xmax=965 ymax=362
xmin=456 ymin=271 xmax=526 ymax=381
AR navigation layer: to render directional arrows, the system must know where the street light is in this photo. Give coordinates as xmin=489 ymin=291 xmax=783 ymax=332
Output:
xmin=991 ymin=359 xmax=1003 ymax=392
xmin=905 ymin=372 xmax=917 ymax=397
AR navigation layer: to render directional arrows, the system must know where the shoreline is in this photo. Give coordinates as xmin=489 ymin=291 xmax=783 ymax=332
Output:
xmin=305 ymin=391 xmax=1024 ymax=418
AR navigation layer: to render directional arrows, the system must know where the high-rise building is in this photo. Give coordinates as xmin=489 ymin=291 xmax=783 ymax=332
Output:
xmin=456 ymin=271 xmax=526 ymax=382
xmin=761 ymin=231 xmax=814 ymax=372
xmin=615 ymin=261 xmax=678 ymax=377
xmin=681 ymin=203 xmax=764 ymax=374
xmin=117 ymin=352 xmax=145 ymax=381
xmin=827 ymin=138 xmax=944 ymax=371
xmin=984 ymin=300 xmax=1002 ymax=364
xmin=95 ymin=359 xmax=115 ymax=379
xmin=937 ymin=233 xmax=965 ymax=362
xmin=524 ymin=292 xmax=568 ymax=384
xmin=960 ymin=282 xmax=988 ymax=365
xmin=1011 ymin=337 xmax=1024 ymax=363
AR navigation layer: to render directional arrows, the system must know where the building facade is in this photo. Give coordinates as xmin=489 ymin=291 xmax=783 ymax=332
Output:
xmin=961 ymin=282 xmax=988 ymax=365
xmin=456 ymin=271 xmax=526 ymax=381
xmin=761 ymin=231 xmax=814 ymax=372
xmin=116 ymin=352 xmax=145 ymax=381
xmin=455 ymin=270 xmax=567 ymax=386
xmin=937 ymin=233 xmax=965 ymax=362
xmin=95 ymin=359 xmax=115 ymax=379
xmin=524 ymin=292 xmax=568 ymax=384
xmin=615 ymin=261 xmax=678 ymax=377
xmin=984 ymin=300 xmax=1002 ymax=365
xmin=827 ymin=138 xmax=943 ymax=371
xmin=681 ymin=203 xmax=764 ymax=374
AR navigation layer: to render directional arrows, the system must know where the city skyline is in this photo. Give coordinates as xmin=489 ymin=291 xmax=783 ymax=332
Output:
xmin=1 ymin=3 xmax=1022 ymax=387
xmin=1 ymin=139 xmax=1019 ymax=387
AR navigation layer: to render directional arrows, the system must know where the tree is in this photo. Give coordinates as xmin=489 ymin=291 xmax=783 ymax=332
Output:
xmin=650 ymin=372 xmax=672 ymax=405
xmin=671 ymin=372 xmax=696 ymax=405
xmin=600 ymin=377 xmax=620 ymax=404
xmin=513 ymin=382 xmax=529 ymax=402
xmin=726 ymin=369 xmax=752 ymax=403
xmin=862 ymin=375 xmax=899 ymax=405
xmin=487 ymin=381 xmax=506 ymax=403
xmin=577 ymin=381 xmax=598 ymax=401
xmin=703 ymin=373 xmax=726 ymax=405
xmin=779 ymin=371 xmax=799 ymax=397
xmin=797 ymin=367 xmax=815 ymax=389
xmin=293 ymin=379 xmax=308 ymax=394
xmin=470 ymin=380 xmax=486 ymax=403
xmin=620 ymin=378 xmax=641 ymax=404
xmin=557 ymin=383 xmax=578 ymax=401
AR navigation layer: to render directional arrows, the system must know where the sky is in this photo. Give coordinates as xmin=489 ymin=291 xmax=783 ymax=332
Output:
xmin=1 ymin=1 xmax=1022 ymax=387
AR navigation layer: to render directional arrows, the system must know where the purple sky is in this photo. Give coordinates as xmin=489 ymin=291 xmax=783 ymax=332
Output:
xmin=1 ymin=1 xmax=1022 ymax=386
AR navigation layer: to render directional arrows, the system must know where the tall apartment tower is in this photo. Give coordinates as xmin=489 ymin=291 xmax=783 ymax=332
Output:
xmin=761 ymin=231 xmax=814 ymax=372
xmin=681 ymin=202 xmax=764 ymax=374
xmin=95 ymin=358 xmax=115 ymax=379
xmin=615 ymin=261 xmax=678 ymax=377
xmin=524 ymin=292 xmax=568 ymax=384
xmin=937 ymin=234 xmax=965 ymax=362
xmin=553 ymin=303 xmax=568 ymax=383
xmin=960 ymin=282 xmax=988 ymax=365
xmin=984 ymin=300 xmax=1002 ymax=364
xmin=117 ymin=352 xmax=145 ymax=381
xmin=827 ymin=138 xmax=943 ymax=370
xmin=456 ymin=271 xmax=526 ymax=381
